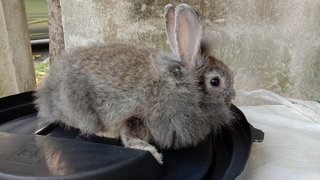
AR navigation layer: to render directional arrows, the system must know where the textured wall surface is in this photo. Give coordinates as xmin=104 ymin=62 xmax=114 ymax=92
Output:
xmin=60 ymin=0 xmax=320 ymax=100
xmin=0 ymin=0 xmax=36 ymax=97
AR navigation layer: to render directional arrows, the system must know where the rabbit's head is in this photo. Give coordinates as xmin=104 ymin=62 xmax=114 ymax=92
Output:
xmin=165 ymin=4 xmax=236 ymax=126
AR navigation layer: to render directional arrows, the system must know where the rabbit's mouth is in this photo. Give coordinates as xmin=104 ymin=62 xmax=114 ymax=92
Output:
xmin=225 ymin=101 xmax=232 ymax=107
xmin=225 ymin=98 xmax=233 ymax=107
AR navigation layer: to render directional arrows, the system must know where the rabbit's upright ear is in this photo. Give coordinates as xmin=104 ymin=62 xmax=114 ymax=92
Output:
xmin=175 ymin=4 xmax=203 ymax=68
xmin=164 ymin=4 xmax=179 ymax=58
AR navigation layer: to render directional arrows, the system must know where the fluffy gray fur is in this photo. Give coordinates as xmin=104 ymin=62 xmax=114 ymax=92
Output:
xmin=35 ymin=3 xmax=235 ymax=164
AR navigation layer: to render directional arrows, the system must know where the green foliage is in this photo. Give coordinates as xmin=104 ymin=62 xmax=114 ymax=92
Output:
xmin=34 ymin=58 xmax=49 ymax=84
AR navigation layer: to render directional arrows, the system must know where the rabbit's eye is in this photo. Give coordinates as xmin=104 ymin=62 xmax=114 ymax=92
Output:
xmin=169 ymin=64 xmax=183 ymax=78
xmin=210 ymin=77 xmax=220 ymax=87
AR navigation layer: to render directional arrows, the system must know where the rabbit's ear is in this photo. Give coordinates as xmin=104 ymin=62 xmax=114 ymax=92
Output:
xmin=164 ymin=4 xmax=179 ymax=58
xmin=175 ymin=4 xmax=202 ymax=68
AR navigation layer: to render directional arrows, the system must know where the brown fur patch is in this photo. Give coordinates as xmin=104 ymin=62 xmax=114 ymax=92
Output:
xmin=125 ymin=116 xmax=148 ymax=139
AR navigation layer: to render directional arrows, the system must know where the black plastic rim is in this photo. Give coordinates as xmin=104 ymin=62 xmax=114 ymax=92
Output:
xmin=0 ymin=92 xmax=264 ymax=180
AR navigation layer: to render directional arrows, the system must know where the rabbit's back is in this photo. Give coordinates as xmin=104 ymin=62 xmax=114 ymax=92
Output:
xmin=66 ymin=43 xmax=162 ymax=90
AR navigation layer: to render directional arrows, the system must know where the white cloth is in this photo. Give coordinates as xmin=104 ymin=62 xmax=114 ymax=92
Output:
xmin=236 ymin=90 xmax=320 ymax=180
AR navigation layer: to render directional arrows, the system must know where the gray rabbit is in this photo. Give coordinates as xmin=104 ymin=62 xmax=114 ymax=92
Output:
xmin=35 ymin=3 xmax=235 ymax=164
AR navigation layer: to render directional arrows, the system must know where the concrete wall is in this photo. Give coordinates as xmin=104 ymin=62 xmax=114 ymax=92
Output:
xmin=60 ymin=0 xmax=320 ymax=100
xmin=0 ymin=0 xmax=36 ymax=97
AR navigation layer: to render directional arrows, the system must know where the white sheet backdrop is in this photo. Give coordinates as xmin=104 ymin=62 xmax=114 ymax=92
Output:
xmin=236 ymin=90 xmax=320 ymax=180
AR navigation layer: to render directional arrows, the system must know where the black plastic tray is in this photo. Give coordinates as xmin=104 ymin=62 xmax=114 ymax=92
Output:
xmin=0 ymin=91 xmax=263 ymax=180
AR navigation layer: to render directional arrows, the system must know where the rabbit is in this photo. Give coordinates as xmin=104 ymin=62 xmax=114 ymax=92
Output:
xmin=35 ymin=3 xmax=235 ymax=165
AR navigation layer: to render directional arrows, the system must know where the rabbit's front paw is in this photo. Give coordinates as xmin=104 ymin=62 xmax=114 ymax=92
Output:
xmin=121 ymin=133 xmax=163 ymax=165
xmin=131 ymin=143 xmax=163 ymax=165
